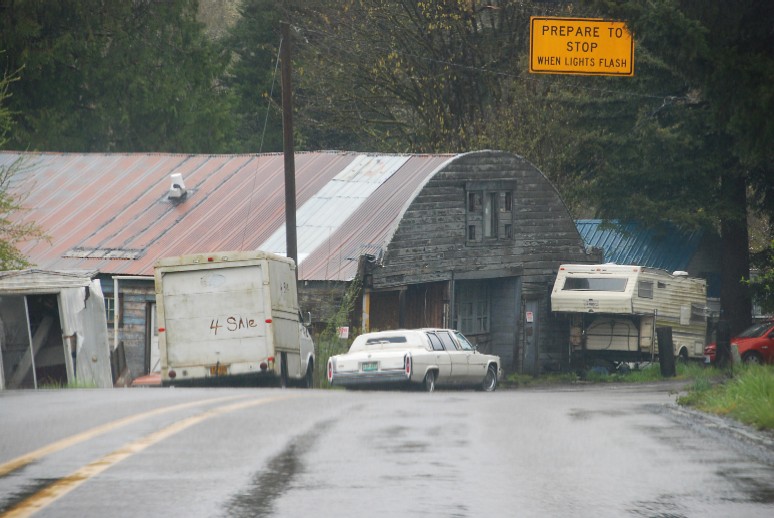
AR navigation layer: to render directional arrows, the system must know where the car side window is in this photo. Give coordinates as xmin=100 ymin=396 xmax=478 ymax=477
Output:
xmin=426 ymin=333 xmax=445 ymax=351
xmin=453 ymin=331 xmax=475 ymax=351
xmin=437 ymin=332 xmax=459 ymax=351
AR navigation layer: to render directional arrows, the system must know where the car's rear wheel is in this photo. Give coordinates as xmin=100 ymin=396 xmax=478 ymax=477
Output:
xmin=423 ymin=370 xmax=436 ymax=392
xmin=742 ymin=351 xmax=763 ymax=365
xmin=482 ymin=365 xmax=497 ymax=392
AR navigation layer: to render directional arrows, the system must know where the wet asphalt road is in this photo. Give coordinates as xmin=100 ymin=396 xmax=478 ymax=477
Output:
xmin=1 ymin=383 xmax=773 ymax=518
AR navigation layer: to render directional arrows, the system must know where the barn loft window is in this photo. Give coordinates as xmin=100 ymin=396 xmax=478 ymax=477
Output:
xmin=465 ymin=181 xmax=515 ymax=245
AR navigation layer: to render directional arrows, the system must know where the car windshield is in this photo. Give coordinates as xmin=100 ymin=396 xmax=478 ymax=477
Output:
xmin=737 ymin=322 xmax=774 ymax=338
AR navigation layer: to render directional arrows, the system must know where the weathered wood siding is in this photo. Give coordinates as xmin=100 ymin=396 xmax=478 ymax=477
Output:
xmin=373 ymin=151 xmax=590 ymax=286
xmin=371 ymin=151 xmax=597 ymax=373
xmin=100 ymin=277 xmax=155 ymax=379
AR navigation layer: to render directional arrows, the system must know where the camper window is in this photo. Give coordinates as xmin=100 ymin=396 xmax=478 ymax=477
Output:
xmin=638 ymin=281 xmax=654 ymax=299
xmin=563 ymin=277 xmax=627 ymax=292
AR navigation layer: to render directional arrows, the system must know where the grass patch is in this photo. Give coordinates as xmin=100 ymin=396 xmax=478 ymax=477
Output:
xmin=506 ymin=372 xmax=579 ymax=387
xmin=506 ymin=361 xmax=709 ymax=387
xmin=38 ymin=379 xmax=99 ymax=389
xmin=677 ymin=364 xmax=774 ymax=430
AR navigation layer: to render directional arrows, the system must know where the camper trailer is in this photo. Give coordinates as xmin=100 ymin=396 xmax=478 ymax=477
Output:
xmin=551 ymin=264 xmax=708 ymax=367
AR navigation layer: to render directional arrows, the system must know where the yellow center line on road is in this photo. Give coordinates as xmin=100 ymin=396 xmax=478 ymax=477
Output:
xmin=1 ymin=394 xmax=301 ymax=518
xmin=0 ymin=394 xmax=251 ymax=477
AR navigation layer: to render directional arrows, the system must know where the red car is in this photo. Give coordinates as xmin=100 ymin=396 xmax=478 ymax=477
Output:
xmin=704 ymin=320 xmax=774 ymax=365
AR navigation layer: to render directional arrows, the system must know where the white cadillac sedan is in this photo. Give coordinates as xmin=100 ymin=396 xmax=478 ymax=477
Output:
xmin=326 ymin=329 xmax=501 ymax=392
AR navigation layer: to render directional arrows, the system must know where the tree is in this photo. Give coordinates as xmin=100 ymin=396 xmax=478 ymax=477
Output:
xmin=747 ymin=239 xmax=774 ymax=315
xmin=283 ymin=0 xmax=772 ymax=335
xmin=284 ymin=0 xmax=562 ymax=152
xmin=0 ymin=0 xmax=235 ymax=153
xmin=220 ymin=0 xmax=284 ymax=153
xmin=570 ymin=0 xmax=774 ymax=334
xmin=0 ymin=67 xmax=46 ymax=269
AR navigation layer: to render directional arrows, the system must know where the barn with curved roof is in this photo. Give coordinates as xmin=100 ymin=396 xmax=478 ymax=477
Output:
xmin=2 ymin=149 xmax=597 ymax=380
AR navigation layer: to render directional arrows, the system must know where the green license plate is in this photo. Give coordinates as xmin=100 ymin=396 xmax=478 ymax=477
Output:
xmin=361 ymin=362 xmax=378 ymax=372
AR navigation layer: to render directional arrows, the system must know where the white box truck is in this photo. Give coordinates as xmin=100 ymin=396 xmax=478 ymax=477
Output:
xmin=154 ymin=250 xmax=315 ymax=387
xmin=551 ymin=264 xmax=708 ymax=367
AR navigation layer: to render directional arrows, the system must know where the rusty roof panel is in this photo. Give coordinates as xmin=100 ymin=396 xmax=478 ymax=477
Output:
xmin=3 ymin=151 xmax=453 ymax=280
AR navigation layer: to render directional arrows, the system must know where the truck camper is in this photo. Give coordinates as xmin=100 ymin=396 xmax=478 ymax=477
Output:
xmin=551 ymin=264 xmax=708 ymax=368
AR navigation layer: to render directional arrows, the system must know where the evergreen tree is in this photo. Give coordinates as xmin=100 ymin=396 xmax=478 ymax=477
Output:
xmin=220 ymin=0 xmax=283 ymax=153
xmin=570 ymin=0 xmax=774 ymax=334
xmin=0 ymin=0 xmax=235 ymax=152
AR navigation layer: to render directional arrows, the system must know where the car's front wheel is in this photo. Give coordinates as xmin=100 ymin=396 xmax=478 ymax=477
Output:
xmin=742 ymin=351 xmax=763 ymax=365
xmin=423 ymin=370 xmax=436 ymax=392
xmin=481 ymin=365 xmax=498 ymax=392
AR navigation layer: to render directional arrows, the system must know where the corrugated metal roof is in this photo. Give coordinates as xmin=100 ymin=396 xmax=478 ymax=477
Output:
xmin=2 ymin=151 xmax=453 ymax=281
xmin=575 ymin=219 xmax=703 ymax=272
xmin=0 ymin=269 xmax=97 ymax=292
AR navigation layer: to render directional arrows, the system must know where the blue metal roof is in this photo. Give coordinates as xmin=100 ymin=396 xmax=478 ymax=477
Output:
xmin=575 ymin=220 xmax=703 ymax=273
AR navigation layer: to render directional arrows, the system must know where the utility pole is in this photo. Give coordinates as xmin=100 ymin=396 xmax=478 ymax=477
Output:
xmin=280 ymin=21 xmax=298 ymax=273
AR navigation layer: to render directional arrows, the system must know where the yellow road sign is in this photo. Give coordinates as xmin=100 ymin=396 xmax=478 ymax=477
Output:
xmin=529 ymin=17 xmax=634 ymax=76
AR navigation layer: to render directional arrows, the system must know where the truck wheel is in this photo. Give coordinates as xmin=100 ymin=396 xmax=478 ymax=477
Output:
xmin=279 ymin=352 xmax=288 ymax=388
xmin=304 ymin=361 xmax=314 ymax=388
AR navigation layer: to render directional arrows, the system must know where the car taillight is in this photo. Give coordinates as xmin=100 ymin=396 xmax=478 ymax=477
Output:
xmin=327 ymin=359 xmax=334 ymax=382
xmin=405 ymin=354 xmax=412 ymax=377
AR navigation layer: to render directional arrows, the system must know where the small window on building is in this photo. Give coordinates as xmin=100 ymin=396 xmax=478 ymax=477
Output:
xmin=483 ymin=193 xmax=497 ymax=237
xmin=690 ymin=303 xmax=707 ymax=323
xmin=638 ymin=281 xmax=654 ymax=299
xmin=105 ymin=296 xmax=115 ymax=324
xmin=465 ymin=182 xmax=515 ymax=245
xmin=468 ymin=191 xmax=482 ymax=212
xmin=503 ymin=191 xmax=513 ymax=212
xmin=460 ymin=302 xmax=474 ymax=333
xmin=657 ymin=282 xmax=666 ymax=289
xmin=476 ymin=299 xmax=489 ymax=332
xmin=457 ymin=282 xmax=490 ymax=335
